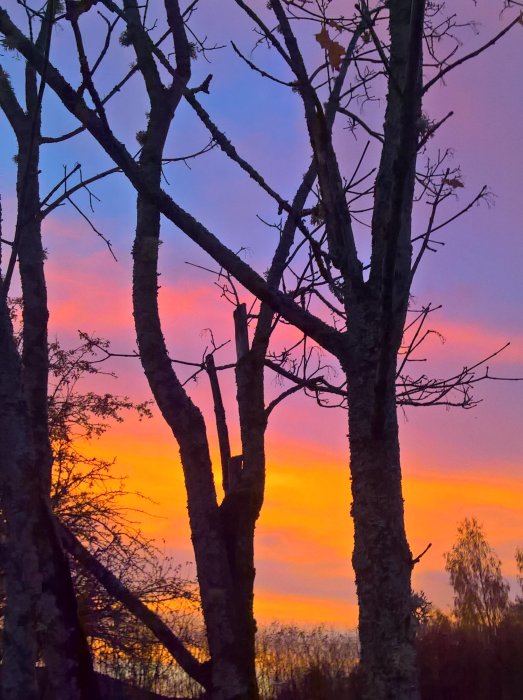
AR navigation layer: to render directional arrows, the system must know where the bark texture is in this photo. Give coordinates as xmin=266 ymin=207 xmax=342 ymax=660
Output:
xmin=0 ymin=294 xmax=40 ymax=700
xmin=126 ymin=1 xmax=263 ymax=694
xmin=345 ymin=345 xmax=418 ymax=700
xmin=344 ymin=2 xmax=425 ymax=698
xmin=0 ymin=47 xmax=99 ymax=700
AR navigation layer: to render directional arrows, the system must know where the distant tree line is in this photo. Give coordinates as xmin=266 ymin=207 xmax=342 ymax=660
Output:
xmin=417 ymin=518 xmax=523 ymax=700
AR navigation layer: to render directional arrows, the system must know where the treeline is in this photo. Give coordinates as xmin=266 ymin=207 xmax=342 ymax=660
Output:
xmin=87 ymin=517 xmax=523 ymax=700
xmin=417 ymin=606 xmax=523 ymax=700
xmin=86 ymin=610 xmax=523 ymax=700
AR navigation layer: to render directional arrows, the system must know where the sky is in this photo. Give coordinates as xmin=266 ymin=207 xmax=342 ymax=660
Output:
xmin=0 ymin=0 xmax=522 ymax=629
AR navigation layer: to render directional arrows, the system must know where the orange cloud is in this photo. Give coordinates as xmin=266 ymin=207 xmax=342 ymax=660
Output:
xmin=74 ymin=398 xmax=523 ymax=627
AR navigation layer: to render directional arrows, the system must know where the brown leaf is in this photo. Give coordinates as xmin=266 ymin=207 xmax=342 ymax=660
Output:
xmin=327 ymin=41 xmax=345 ymax=71
xmin=443 ymin=177 xmax=464 ymax=189
xmin=315 ymin=26 xmax=331 ymax=50
xmin=315 ymin=25 xmax=345 ymax=71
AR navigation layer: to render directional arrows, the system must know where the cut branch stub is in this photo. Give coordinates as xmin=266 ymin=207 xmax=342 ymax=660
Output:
xmin=234 ymin=303 xmax=249 ymax=361
xmin=205 ymin=352 xmax=232 ymax=494
xmin=228 ymin=454 xmax=243 ymax=492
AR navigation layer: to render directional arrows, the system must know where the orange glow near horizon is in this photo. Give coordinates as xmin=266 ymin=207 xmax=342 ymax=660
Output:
xmin=77 ymin=403 xmax=523 ymax=630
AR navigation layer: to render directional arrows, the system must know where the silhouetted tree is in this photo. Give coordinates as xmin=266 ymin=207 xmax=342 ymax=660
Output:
xmin=1 ymin=2 xmax=521 ymax=698
xmin=0 ymin=8 xmax=100 ymax=694
xmin=444 ymin=517 xmax=510 ymax=633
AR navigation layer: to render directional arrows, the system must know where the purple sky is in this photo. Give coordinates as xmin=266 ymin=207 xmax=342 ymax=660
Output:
xmin=0 ymin=0 xmax=522 ymax=625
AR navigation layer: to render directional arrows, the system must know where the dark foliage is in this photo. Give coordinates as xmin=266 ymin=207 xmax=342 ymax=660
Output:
xmin=417 ymin=606 xmax=523 ymax=700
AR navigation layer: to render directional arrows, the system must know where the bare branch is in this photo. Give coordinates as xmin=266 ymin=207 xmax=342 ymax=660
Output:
xmin=59 ymin=521 xmax=210 ymax=689
xmin=423 ymin=16 xmax=522 ymax=94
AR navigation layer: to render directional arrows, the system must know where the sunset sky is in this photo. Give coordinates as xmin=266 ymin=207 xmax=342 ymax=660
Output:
xmin=1 ymin=1 xmax=522 ymax=629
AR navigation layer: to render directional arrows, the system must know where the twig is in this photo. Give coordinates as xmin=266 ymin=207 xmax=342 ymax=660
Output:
xmin=412 ymin=543 xmax=432 ymax=567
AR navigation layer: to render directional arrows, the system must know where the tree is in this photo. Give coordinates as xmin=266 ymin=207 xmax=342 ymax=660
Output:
xmin=0 ymin=10 xmax=100 ymax=694
xmin=0 ymin=7 xmax=298 ymax=694
xmin=1 ymin=327 xmax=201 ymax=691
xmin=0 ymin=2 xmax=520 ymax=698
xmin=444 ymin=517 xmax=510 ymax=633
xmin=45 ymin=335 xmax=201 ymax=681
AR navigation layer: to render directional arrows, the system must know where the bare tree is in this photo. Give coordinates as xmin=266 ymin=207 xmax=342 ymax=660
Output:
xmin=0 ymin=7 xmax=100 ymax=695
xmin=0 ymin=7 xmax=313 ymax=696
xmin=0 ymin=1 xmax=521 ymax=699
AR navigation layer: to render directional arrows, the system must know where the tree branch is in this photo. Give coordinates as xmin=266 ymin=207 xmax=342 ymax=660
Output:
xmin=205 ymin=353 xmax=232 ymax=494
xmin=58 ymin=521 xmax=210 ymax=689
xmin=423 ymin=15 xmax=521 ymax=94
xmin=0 ymin=6 xmax=345 ymax=356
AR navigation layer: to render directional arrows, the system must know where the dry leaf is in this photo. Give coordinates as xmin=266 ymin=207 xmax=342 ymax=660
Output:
xmin=327 ymin=41 xmax=345 ymax=70
xmin=315 ymin=26 xmax=331 ymax=50
xmin=443 ymin=177 xmax=464 ymax=189
xmin=315 ymin=25 xmax=345 ymax=71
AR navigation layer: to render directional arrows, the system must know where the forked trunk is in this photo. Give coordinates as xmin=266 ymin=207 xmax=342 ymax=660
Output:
xmin=132 ymin=202 xmax=262 ymax=700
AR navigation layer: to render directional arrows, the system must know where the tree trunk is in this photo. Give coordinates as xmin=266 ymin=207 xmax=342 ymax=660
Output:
xmin=343 ymin=4 xmax=425 ymax=696
xmin=345 ymin=324 xmax=418 ymax=700
xmin=124 ymin=4 xmax=265 ymax=684
xmin=132 ymin=129 xmax=260 ymax=700
xmin=218 ymin=318 xmax=267 ymax=699
xmin=0 ymin=294 xmax=40 ymax=700
xmin=16 ymin=122 xmax=53 ymax=494
xmin=0 ymin=55 xmax=99 ymax=697
xmin=133 ymin=192 xmax=259 ymax=700
xmin=1 ymin=287 xmax=96 ymax=700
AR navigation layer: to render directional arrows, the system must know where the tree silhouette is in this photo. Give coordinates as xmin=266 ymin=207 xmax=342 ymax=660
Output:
xmin=445 ymin=517 xmax=510 ymax=633
xmin=0 ymin=2 xmax=521 ymax=698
